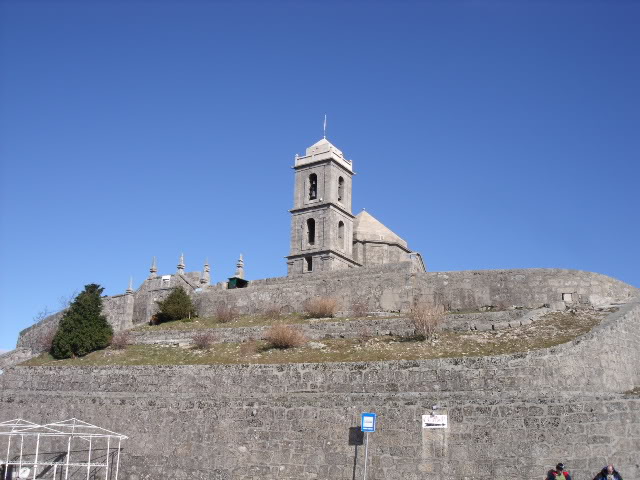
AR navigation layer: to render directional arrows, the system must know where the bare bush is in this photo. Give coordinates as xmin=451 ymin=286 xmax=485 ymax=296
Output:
xmin=110 ymin=331 xmax=132 ymax=350
xmin=357 ymin=326 xmax=373 ymax=344
xmin=37 ymin=329 xmax=57 ymax=353
xmin=262 ymin=305 xmax=283 ymax=321
xmin=410 ymin=302 xmax=446 ymax=341
xmin=304 ymin=297 xmax=339 ymax=318
xmin=240 ymin=338 xmax=259 ymax=356
xmin=214 ymin=303 xmax=237 ymax=324
xmin=192 ymin=331 xmax=215 ymax=350
xmin=58 ymin=290 xmax=79 ymax=310
xmin=264 ymin=325 xmax=307 ymax=349
xmin=32 ymin=307 xmax=53 ymax=325
xmin=350 ymin=297 xmax=369 ymax=318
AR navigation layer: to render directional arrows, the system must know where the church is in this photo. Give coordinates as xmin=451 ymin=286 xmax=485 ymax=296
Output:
xmin=286 ymin=137 xmax=426 ymax=275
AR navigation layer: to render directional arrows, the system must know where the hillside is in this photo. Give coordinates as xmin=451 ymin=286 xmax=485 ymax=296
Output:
xmin=22 ymin=308 xmax=609 ymax=367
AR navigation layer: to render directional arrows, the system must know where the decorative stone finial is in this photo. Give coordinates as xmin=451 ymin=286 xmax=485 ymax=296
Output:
xmin=149 ymin=256 xmax=158 ymax=278
xmin=126 ymin=277 xmax=134 ymax=295
xmin=234 ymin=254 xmax=244 ymax=279
xmin=177 ymin=253 xmax=185 ymax=275
xmin=200 ymin=259 xmax=211 ymax=285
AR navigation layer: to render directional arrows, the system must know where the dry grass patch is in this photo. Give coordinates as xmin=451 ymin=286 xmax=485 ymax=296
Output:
xmin=214 ymin=303 xmax=237 ymax=324
xmin=239 ymin=338 xmax=260 ymax=356
xmin=192 ymin=331 xmax=216 ymax=350
xmin=261 ymin=305 xmax=283 ymax=321
xmin=410 ymin=302 xmax=446 ymax=341
xmin=304 ymin=297 xmax=339 ymax=318
xmin=264 ymin=325 xmax=307 ymax=349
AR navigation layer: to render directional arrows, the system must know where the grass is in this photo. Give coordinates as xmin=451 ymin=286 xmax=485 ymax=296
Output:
xmin=22 ymin=309 xmax=604 ymax=367
xmin=624 ymin=386 xmax=640 ymax=397
xmin=135 ymin=313 xmax=311 ymax=331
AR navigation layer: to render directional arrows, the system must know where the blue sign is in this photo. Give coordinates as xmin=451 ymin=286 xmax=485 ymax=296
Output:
xmin=361 ymin=412 xmax=376 ymax=432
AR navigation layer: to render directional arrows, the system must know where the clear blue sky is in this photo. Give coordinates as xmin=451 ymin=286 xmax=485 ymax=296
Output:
xmin=1 ymin=0 xmax=638 ymax=351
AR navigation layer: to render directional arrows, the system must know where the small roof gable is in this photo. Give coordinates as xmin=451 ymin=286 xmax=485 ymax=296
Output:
xmin=353 ymin=211 xmax=408 ymax=248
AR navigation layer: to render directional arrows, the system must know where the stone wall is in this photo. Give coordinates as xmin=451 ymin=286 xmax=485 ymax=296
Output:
xmin=103 ymin=293 xmax=135 ymax=331
xmin=0 ymin=348 xmax=35 ymax=371
xmin=16 ymin=311 xmax=64 ymax=352
xmin=14 ymin=266 xmax=638 ymax=356
xmin=192 ymin=266 xmax=638 ymax=320
xmin=2 ymin=299 xmax=638 ymax=480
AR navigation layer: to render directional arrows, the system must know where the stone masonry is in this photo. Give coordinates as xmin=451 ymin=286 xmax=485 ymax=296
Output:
xmin=2 ymin=299 xmax=639 ymax=480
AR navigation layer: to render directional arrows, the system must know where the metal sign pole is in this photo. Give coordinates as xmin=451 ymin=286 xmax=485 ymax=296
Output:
xmin=363 ymin=432 xmax=369 ymax=480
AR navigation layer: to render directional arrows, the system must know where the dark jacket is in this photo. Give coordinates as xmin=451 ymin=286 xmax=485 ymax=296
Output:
xmin=593 ymin=468 xmax=623 ymax=480
xmin=547 ymin=470 xmax=572 ymax=480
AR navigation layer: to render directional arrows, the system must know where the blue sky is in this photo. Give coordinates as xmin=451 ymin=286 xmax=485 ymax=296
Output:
xmin=1 ymin=0 xmax=638 ymax=351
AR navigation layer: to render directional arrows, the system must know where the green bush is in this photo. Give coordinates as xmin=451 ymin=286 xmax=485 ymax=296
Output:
xmin=155 ymin=287 xmax=196 ymax=323
xmin=51 ymin=284 xmax=113 ymax=359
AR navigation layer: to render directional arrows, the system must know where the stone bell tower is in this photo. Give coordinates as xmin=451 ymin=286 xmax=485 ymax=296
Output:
xmin=286 ymin=138 xmax=361 ymax=275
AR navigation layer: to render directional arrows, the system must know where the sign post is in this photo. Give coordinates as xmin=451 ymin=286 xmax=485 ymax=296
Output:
xmin=360 ymin=413 xmax=376 ymax=480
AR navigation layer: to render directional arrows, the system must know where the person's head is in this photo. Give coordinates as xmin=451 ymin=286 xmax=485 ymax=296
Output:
xmin=606 ymin=465 xmax=614 ymax=474
xmin=556 ymin=463 xmax=565 ymax=472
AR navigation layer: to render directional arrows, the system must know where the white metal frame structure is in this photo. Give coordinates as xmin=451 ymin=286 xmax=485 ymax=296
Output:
xmin=0 ymin=418 xmax=127 ymax=480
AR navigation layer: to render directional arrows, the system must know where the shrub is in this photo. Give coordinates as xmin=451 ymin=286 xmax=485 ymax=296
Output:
xmin=409 ymin=302 xmax=446 ymax=341
xmin=239 ymin=338 xmax=259 ymax=356
xmin=357 ymin=326 xmax=373 ymax=344
xmin=51 ymin=284 xmax=114 ymax=359
xmin=262 ymin=304 xmax=283 ymax=321
xmin=192 ymin=331 xmax=215 ymax=350
xmin=264 ymin=325 xmax=307 ymax=349
xmin=214 ymin=302 xmax=237 ymax=323
xmin=155 ymin=287 xmax=196 ymax=323
xmin=111 ymin=331 xmax=132 ymax=350
xmin=304 ymin=297 xmax=338 ymax=318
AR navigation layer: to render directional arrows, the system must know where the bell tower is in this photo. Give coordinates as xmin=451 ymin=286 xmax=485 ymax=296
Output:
xmin=286 ymin=138 xmax=361 ymax=275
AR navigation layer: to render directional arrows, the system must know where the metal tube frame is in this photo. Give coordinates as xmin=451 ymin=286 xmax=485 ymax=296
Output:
xmin=0 ymin=419 xmax=127 ymax=480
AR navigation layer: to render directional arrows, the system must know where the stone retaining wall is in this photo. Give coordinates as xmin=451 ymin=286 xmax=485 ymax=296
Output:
xmin=2 ymin=300 xmax=638 ymax=480
xmin=16 ymin=266 xmax=638 ymax=353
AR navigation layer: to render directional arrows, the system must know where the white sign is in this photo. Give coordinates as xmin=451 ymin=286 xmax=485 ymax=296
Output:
xmin=19 ymin=467 xmax=31 ymax=478
xmin=422 ymin=414 xmax=448 ymax=429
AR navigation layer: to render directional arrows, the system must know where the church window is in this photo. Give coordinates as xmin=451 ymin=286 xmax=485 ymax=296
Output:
xmin=307 ymin=218 xmax=316 ymax=245
xmin=338 ymin=176 xmax=344 ymax=202
xmin=161 ymin=275 xmax=171 ymax=287
xmin=338 ymin=221 xmax=344 ymax=249
xmin=305 ymin=256 xmax=313 ymax=272
xmin=309 ymin=173 xmax=318 ymax=200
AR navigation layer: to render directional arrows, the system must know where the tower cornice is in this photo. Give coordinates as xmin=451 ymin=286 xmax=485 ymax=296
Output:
xmin=289 ymin=202 xmax=355 ymax=219
xmin=292 ymin=156 xmax=355 ymax=176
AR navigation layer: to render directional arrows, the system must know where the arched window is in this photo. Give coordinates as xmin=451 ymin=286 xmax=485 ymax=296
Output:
xmin=338 ymin=221 xmax=345 ymax=249
xmin=309 ymin=173 xmax=318 ymax=200
xmin=338 ymin=176 xmax=344 ymax=202
xmin=305 ymin=256 xmax=313 ymax=272
xmin=307 ymin=218 xmax=315 ymax=245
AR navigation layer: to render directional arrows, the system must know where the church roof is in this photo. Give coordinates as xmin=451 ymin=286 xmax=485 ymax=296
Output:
xmin=353 ymin=211 xmax=408 ymax=248
xmin=305 ymin=137 xmax=344 ymax=157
